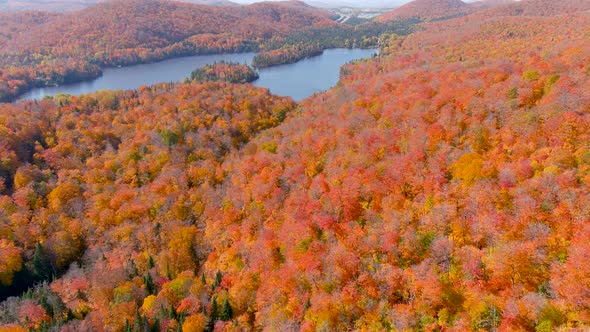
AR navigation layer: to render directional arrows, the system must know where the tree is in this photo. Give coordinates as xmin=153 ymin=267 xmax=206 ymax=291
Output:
xmin=213 ymin=271 xmax=222 ymax=289
xmin=148 ymin=256 xmax=155 ymax=269
xmin=207 ymin=297 xmax=218 ymax=331
xmin=45 ymin=231 xmax=84 ymax=273
xmin=144 ymin=273 xmax=156 ymax=295
xmin=134 ymin=309 xmax=142 ymax=332
xmin=32 ymin=242 xmax=52 ymax=281
xmin=220 ymin=298 xmax=232 ymax=321
xmin=0 ymin=239 xmax=23 ymax=286
xmin=182 ymin=314 xmax=207 ymax=332
xmin=160 ymin=129 xmax=180 ymax=147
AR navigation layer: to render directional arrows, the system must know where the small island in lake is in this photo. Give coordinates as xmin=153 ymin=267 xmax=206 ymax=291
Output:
xmin=190 ymin=62 xmax=259 ymax=83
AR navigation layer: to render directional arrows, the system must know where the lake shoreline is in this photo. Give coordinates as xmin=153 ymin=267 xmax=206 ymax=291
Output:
xmin=15 ymin=48 xmax=379 ymax=103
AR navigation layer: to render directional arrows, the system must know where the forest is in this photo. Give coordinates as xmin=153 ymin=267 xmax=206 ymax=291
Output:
xmin=1 ymin=0 xmax=590 ymax=331
xmin=0 ymin=82 xmax=296 ymax=331
xmin=252 ymin=19 xmax=417 ymax=68
xmin=0 ymin=0 xmax=416 ymax=103
xmin=189 ymin=62 xmax=259 ymax=84
xmin=0 ymin=0 xmax=336 ymax=102
xmin=252 ymin=43 xmax=324 ymax=68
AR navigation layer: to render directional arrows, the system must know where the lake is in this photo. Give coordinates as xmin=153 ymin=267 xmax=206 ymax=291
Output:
xmin=16 ymin=48 xmax=377 ymax=102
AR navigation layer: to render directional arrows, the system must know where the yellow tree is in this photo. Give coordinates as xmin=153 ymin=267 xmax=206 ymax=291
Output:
xmin=0 ymin=239 xmax=22 ymax=286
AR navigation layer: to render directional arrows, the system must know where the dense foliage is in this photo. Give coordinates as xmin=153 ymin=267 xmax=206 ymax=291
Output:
xmin=0 ymin=0 xmax=421 ymax=102
xmin=189 ymin=62 xmax=258 ymax=83
xmin=0 ymin=0 xmax=240 ymax=12
xmin=259 ymin=20 xmax=418 ymax=57
xmin=0 ymin=0 xmax=98 ymax=12
xmin=376 ymin=0 xmax=527 ymax=23
xmin=252 ymin=43 xmax=324 ymax=68
xmin=378 ymin=0 xmax=470 ymax=22
xmin=0 ymin=82 xmax=295 ymax=330
xmin=250 ymin=20 xmax=418 ymax=68
xmin=2 ymin=0 xmax=590 ymax=331
xmin=0 ymin=0 xmax=336 ymax=102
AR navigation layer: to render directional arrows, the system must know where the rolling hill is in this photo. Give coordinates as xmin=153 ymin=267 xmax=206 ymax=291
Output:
xmin=179 ymin=0 xmax=237 ymax=5
xmin=0 ymin=0 xmax=239 ymax=12
xmin=0 ymin=0 xmax=337 ymax=102
xmin=378 ymin=0 xmax=590 ymax=22
xmin=1 ymin=0 xmax=590 ymax=330
xmin=0 ymin=0 xmax=99 ymax=12
xmin=378 ymin=0 xmax=470 ymax=21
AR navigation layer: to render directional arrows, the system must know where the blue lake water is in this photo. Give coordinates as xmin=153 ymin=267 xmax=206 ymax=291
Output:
xmin=17 ymin=48 xmax=377 ymax=102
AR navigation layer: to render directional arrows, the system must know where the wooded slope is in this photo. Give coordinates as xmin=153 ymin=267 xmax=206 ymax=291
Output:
xmin=1 ymin=0 xmax=590 ymax=330
xmin=0 ymin=0 xmax=336 ymax=102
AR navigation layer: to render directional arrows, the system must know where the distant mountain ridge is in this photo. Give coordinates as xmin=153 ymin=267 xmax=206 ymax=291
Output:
xmin=378 ymin=0 xmax=469 ymax=21
xmin=0 ymin=0 xmax=99 ymax=12
xmin=176 ymin=0 xmax=238 ymax=6
xmin=0 ymin=0 xmax=338 ymax=101
xmin=2 ymin=0 xmax=336 ymax=51
xmin=0 ymin=0 xmax=239 ymax=12
xmin=480 ymin=0 xmax=590 ymax=17
xmin=378 ymin=0 xmax=590 ymax=22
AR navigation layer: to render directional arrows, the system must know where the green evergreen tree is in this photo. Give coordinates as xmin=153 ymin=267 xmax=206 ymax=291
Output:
xmin=124 ymin=319 xmax=131 ymax=332
xmin=213 ymin=270 xmax=222 ymax=288
xmin=144 ymin=273 xmax=155 ymax=295
xmin=207 ymin=297 xmax=218 ymax=330
xmin=39 ymin=295 xmax=52 ymax=317
xmin=151 ymin=318 xmax=160 ymax=332
xmin=32 ymin=242 xmax=52 ymax=281
xmin=221 ymin=298 xmax=233 ymax=321
xmin=66 ymin=308 xmax=75 ymax=321
xmin=147 ymin=256 xmax=155 ymax=269
xmin=168 ymin=305 xmax=176 ymax=319
xmin=134 ymin=309 xmax=142 ymax=332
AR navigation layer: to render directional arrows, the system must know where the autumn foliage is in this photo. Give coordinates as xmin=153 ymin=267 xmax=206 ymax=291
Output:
xmin=378 ymin=0 xmax=470 ymax=22
xmin=189 ymin=62 xmax=259 ymax=84
xmin=252 ymin=43 xmax=324 ymax=68
xmin=0 ymin=0 xmax=336 ymax=102
xmin=2 ymin=0 xmax=590 ymax=331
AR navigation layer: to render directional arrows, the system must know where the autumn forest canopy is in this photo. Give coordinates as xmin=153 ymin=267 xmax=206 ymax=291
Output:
xmin=1 ymin=0 xmax=590 ymax=331
xmin=0 ymin=0 xmax=412 ymax=103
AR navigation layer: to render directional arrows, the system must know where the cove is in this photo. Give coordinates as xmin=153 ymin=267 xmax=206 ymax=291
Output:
xmin=16 ymin=48 xmax=377 ymax=102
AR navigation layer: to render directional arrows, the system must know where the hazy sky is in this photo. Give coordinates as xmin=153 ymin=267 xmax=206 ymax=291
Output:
xmin=232 ymin=0 xmax=413 ymax=4
xmin=232 ymin=0 xmax=481 ymax=6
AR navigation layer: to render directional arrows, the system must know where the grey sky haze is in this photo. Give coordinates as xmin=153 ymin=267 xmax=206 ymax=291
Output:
xmin=232 ymin=0 xmax=482 ymax=8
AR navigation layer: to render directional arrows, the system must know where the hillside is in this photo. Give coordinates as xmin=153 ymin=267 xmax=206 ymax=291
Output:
xmin=179 ymin=0 xmax=237 ymax=6
xmin=0 ymin=0 xmax=99 ymax=12
xmin=1 ymin=0 xmax=590 ymax=331
xmin=0 ymin=0 xmax=337 ymax=102
xmin=0 ymin=0 xmax=238 ymax=12
xmin=378 ymin=0 xmax=470 ymax=21
xmin=1 ymin=0 xmax=334 ymax=53
xmin=197 ymin=3 xmax=590 ymax=328
xmin=479 ymin=0 xmax=590 ymax=17
xmin=377 ymin=0 xmax=525 ymax=22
